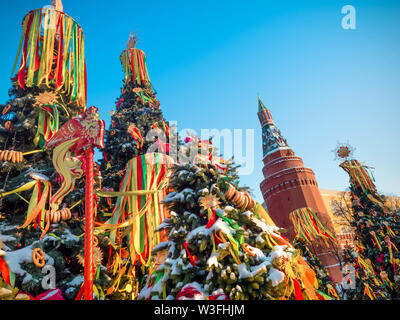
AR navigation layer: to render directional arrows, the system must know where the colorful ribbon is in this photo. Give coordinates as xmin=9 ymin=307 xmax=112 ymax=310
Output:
xmin=97 ymin=153 xmax=173 ymax=267
xmin=339 ymin=160 xmax=379 ymax=196
xmin=289 ymin=207 xmax=335 ymax=245
xmin=34 ymin=103 xmax=60 ymax=149
xmin=120 ymin=48 xmax=151 ymax=87
xmin=11 ymin=8 xmax=87 ymax=106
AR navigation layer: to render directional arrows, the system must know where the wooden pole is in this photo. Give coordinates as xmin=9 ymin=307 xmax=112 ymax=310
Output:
xmin=84 ymin=147 xmax=94 ymax=300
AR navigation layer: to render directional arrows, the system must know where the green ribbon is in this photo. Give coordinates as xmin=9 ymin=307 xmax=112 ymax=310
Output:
xmin=216 ymin=211 xmax=239 ymax=230
xmin=219 ymin=177 xmax=232 ymax=191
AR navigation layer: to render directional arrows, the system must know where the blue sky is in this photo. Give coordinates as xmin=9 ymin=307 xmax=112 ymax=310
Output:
xmin=1 ymin=0 xmax=399 ymax=203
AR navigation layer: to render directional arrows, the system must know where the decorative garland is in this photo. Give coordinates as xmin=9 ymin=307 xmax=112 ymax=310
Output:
xmin=223 ymin=183 xmax=255 ymax=211
xmin=0 ymin=150 xmax=24 ymax=163
xmin=220 ymin=181 xmax=276 ymax=226
xmin=11 ymin=8 xmax=87 ymax=107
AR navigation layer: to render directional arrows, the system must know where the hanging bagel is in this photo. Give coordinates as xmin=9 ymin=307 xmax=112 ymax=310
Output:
xmin=45 ymin=208 xmax=72 ymax=224
xmin=224 ymin=183 xmax=256 ymax=211
xmin=0 ymin=150 xmax=24 ymax=163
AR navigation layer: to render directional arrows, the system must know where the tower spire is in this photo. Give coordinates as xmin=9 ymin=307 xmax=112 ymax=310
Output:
xmin=258 ymin=96 xmax=267 ymax=112
xmin=257 ymin=100 xmax=341 ymax=282
xmin=257 ymin=99 xmax=289 ymax=158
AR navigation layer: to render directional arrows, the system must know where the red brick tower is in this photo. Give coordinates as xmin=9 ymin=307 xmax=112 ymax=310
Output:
xmin=258 ymin=98 xmax=342 ymax=282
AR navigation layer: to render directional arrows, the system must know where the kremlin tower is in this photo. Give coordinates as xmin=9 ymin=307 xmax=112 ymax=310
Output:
xmin=257 ymin=98 xmax=342 ymax=282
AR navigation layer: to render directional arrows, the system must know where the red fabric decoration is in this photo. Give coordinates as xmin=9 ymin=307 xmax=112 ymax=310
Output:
xmin=205 ymin=209 xmax=217 ymax=229
xmin=292 ymin=278 xmax=304 ymax=300
xmin=35 ymin=288 xmax=64 ymax=300
xmin=183 ymin=242 xmax=198 ymax=266
xmin=176 ymin=286 xmax=202 ymax=299
xmin=75 ymin=285 xmax=84 ymax=300
xmin=208 ymin=292 xmax=229 ymax=300
xmin=0 ymin=256 xmax=11 ymax=287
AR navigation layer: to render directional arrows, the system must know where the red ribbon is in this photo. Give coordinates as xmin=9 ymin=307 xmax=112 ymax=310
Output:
xmin=183 ymin=242 xmax=198 ymax=266
xmin=0 ymin=257 xmax=11 ymax=287
xmin=205 ymin=209 xmax=217 ymax=229
xmin=55 ymin=14 xmax=64 ymax=87
xmin=18 ymin=13 xmax=34 ymax=89
xmin=292 ymin=278 xmax=304 ymax=300
xmin=75 ymin=285 xmax=84 ymax=300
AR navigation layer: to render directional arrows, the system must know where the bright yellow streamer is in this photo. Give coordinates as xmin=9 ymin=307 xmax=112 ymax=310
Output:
xmin=50 ymin=137 xmax=84 ymax=212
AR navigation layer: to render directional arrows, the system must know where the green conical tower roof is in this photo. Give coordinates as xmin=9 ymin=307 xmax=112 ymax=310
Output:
xmin=258 ymin=96 xmax=267 ymax=112
xmin=257 ymin=98 xmax=290 ymax=158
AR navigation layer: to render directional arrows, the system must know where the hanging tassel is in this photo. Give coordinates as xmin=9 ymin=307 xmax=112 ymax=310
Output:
xmin=339 ymin=160 xmax=377 ymax=195
xmin=11 ymin=8 xmax=87 ymax=107
xmin=120 ymin=48 xmax=151 ymax=87
xmin=289 ymin=207 xmax=335 ymax=245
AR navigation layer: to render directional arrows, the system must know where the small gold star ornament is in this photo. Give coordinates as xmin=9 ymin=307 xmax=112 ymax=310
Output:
xmin=200 ymin=194 xmax=221 ymax=210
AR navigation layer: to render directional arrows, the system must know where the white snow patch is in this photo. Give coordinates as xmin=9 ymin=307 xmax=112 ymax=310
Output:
xmin=270 ymin=245 xmax=289 ymax=262
xmin=4 ymin=246 xmax=34 ymax=276
xmin=206 ymin=252 xmax=221 ymax=269
xmin=237 ymin=260 xmax=271 ymax=280
xmin=68 ymin=275 xmax=84 ymax=287
xmin=268 ymin=267 xmax=285 ymax=287
xmin=0 ymin=234 xmax=16 ymax=242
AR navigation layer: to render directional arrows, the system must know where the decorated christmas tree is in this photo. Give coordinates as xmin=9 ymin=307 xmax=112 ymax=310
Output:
xmin=335 ymin=144 xmax=400 ymax=300
xmin=99 ymin=32 xmax=169 ymax=194
xmin=138 ymin=137 xmax=324 ymax=300
xmin=94 ymin=33 xmax=172 ymax=299
xmin=0 ymin=3 xmax=110 ymax=300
